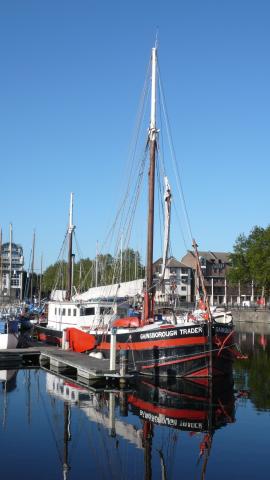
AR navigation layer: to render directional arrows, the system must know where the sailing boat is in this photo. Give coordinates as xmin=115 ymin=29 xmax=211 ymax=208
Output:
xmin=65 ymin=46 xmax=235 ymax=379
xmin=35 ymin=193 xmax=131 ymax=345
xmin=38 ymin=45 xmax=236 ymax=379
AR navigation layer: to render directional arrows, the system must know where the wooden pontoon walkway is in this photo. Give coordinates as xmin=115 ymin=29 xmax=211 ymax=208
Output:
xmin=40 ymin=349 xmax=113 ymax=382
xmin=0 ymin=345 xmax=133 ymax=386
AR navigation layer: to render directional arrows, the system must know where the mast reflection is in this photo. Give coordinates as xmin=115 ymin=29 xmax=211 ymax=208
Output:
xmin=46 ymin=373 xmax=235 ymax=479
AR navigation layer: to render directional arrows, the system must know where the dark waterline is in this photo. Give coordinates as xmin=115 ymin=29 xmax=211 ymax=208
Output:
xmin=0 ymin=322 xmax=270 ymax=479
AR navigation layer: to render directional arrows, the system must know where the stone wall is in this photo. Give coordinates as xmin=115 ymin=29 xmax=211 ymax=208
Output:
xmin=232 ymin=308 xmax=270 ymax=323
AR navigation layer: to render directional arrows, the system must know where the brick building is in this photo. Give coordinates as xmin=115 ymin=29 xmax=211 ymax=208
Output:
xmin=180 ymin=250 xmax=244 ymax=305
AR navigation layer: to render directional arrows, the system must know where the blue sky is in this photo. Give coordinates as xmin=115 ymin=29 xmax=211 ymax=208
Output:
xmin=0 ymin=0 xmax=269 ymax=271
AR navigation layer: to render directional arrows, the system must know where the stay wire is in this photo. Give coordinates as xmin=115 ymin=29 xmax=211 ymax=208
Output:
xmin=100 ymin=59 xmax=151 ymax=257
xmin=158 ymin=62 xmax=194 ymax=246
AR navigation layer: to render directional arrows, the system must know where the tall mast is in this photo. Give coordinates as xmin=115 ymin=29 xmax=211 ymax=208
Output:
xmin=66 ymin=193 xmax=75 ymax=301
xmin=30 ymin=230 xmax=35 ymax=302
xmin=145 ymin=47 xmax=157 ymax=321
xmin=39 ymin=254 xmax=43 ymax=305
xmin=0 ymin=227 xmax=2 ymax=295
xmin=9 ymin=223 xmax=12 ymax=299
xmin=192 ymin=239 xmax=213 ymax=378
xmin=63 ymin=402 xmax=71 ymax=480
xmin=120 ymin=234 xmax=123 ymax=283
xmin=95 ymin=241 xmax=98 ymax=288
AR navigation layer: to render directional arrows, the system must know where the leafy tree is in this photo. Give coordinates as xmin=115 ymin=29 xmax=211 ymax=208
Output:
xmin=73 ymin=258 xmax=93 ymax=292
xmin=228 ymin=233 xmax=250 ymax=284
xmin=228 ymin=225 xmax=270 ymax=296
xmin=42 ymin=261 xmax=67 ymax=295
xmin=42 ymin=249 xmax=145 ymax=296
xmin=117 ymin=248 xmax=145 ymax=283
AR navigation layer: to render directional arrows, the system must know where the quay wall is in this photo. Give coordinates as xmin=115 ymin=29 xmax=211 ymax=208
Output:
xmin=232 ymin=308 xmax=270 ymax=323
xmin=234 ymin=319 xmax=270 ymax=335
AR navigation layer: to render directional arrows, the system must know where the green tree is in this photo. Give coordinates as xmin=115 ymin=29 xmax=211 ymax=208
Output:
xmin=42 ymin=248 xmax=146 ymax=296
xmin=228 ymin=225 xmax=270 ymax=296
xmin=42 ymin=261 xmax=67 ymax=295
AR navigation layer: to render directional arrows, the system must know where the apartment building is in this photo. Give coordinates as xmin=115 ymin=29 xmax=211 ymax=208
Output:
xmin=0 ymin=242 xmax=24 ymax=300
xmin=153 ymin=256 xmax=192 ymax=303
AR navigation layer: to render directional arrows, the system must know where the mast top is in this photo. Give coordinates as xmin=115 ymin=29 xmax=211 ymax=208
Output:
xmin=68 ymin=192 xmax=75 ymax=234
xmin=149 ymin=47 xmax=158 ymax=142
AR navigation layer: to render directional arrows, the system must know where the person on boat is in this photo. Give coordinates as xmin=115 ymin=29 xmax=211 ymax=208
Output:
xmin=128 ymin=305 xmax=141 ymax=319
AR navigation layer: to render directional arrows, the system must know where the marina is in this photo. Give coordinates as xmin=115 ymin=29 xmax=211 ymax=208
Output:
xmin=0 ymin=321 xmax=269 ymax=479
xmin=0 ymin=2 xmax=270 ymax=479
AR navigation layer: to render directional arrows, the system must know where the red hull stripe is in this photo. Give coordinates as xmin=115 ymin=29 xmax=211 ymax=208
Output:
xmin=141 ymin=352 xmax=210 ymax=370
xmin=128 ymin=395 xmax=208 ymax=421
xmin=186 ymin=367 xmax=209 ymax=377
xmin=140 ymin=379 xmax=208 ymax=402
xmin=185 ymin=367 xmax=224 ymax=378
xmin=98 ymin=336 xmax=207 ymax=351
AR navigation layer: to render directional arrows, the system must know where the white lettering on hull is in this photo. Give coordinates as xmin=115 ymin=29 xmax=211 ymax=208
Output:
xmin=139 ymin=326 xmax=203 ymax=340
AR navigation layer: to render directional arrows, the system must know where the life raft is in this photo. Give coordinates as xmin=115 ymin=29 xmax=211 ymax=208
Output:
xmin=112 ymin=316 xmax=140 ymax=328
xmin=66 ymin=328 xmax=96 ymax=353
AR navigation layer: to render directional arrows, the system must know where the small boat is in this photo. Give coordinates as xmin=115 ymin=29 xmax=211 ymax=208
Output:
xmin=34 ymin=193 xmax=132 ymax=345
xmin=0 ymin=316 xmax=19 ymax=349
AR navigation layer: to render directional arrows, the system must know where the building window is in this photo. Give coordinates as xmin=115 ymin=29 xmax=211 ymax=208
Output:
xmin=181 ymin=286 xmax=186 ymax=291
xmin=199 ymin=257 xmax=206 ymax=267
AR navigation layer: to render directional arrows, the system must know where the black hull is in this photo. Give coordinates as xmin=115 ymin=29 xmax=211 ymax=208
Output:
xmin=34 ymin=321 xmax=235 ymax=379
xmin=129 ymin=376 xmax=235 ymax=432
xmin=96 ymin=322 xmax=234 ymax=379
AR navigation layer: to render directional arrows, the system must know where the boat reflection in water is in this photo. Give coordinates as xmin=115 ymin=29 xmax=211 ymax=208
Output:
xmin=46 ymin=373 xmax=235 ymax=479
xmin=0 ymin=369 xmax=17 ymax=392
xmin=0 ymin=370 xmax=18 ymax=431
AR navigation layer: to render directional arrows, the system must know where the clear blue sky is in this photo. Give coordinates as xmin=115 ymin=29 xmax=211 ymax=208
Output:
xmin=0 ymin=0 xmax=269 ymax=271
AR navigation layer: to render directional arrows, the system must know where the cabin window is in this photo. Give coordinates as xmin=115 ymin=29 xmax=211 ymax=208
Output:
xmin=68 ymin=309 xmax=71 ymax=316
xmin=100 ymin=307 xmax=113 ymax=315
xmin=58 ymin=308 xmax=61 ymax=314
xmin=62 ymin=309 xmax=66 ymax=315
xmin=80 ymin=307 xmax=95 ymax=316
xmin=73 ymin=309 xmax=77 ymax=316
xmin=55 ymin=308 xmax=57 ymax=314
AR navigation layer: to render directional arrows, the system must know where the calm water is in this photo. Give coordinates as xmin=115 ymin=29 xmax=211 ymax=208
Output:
xmin=0 ymin=322 xmax=270 ymax=480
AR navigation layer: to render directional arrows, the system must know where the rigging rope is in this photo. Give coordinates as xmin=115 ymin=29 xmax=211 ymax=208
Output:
xmin=158 ymin=62 xmax=194 ymax=246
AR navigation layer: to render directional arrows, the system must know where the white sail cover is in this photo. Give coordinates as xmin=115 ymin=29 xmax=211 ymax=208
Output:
xmin=73 ymin=279 xmax=145 ymax=302
xmin=161 ymin=176 xmax=171 ymax=279
xmin=50 ymin=289 xmax=67 ymax=301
